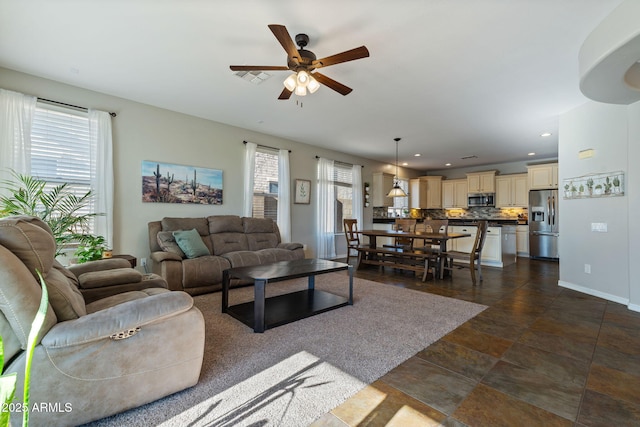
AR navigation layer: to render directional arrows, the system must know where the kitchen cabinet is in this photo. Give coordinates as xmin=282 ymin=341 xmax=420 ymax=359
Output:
xmin=409 ymin=176 xmax=442 ymax=209
xmin=516 ymin=225 xmax=529 ymax=257
xmin=527 ymin=163 xmax=558 ymax=190
xmin=495 ymin=173 xmax=528 ymax=207
xmin=466 ymin=170 xmax=497 ymax=193
xmin=442 ymin=179 xmax=468 ymax=208
xmin=372 ymin=172 xmax=395 ymax=207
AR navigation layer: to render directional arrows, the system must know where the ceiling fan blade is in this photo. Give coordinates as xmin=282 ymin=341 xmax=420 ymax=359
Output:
xmin=312 ymin=72 xmax=353 ymax=96
xmin=230 ymin=65 xmax=290 ymax=71
xmin=312 ymin=46 xmax=369 ymax=68
xmin=268 ymin=24 xmax=300 ymax=65
xmin=278 ymin=87 xmax=293 ymax=100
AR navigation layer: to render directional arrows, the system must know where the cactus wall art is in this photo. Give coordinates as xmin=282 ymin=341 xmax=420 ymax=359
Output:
xmin=562 ymin=171 xmax=624 ymax=199
xmin=141 ymin=160 xmax=223 ymax=204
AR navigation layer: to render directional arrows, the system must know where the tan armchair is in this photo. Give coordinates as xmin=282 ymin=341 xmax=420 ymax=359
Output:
xmin=0 ymin=216 xmax=205 ymax=426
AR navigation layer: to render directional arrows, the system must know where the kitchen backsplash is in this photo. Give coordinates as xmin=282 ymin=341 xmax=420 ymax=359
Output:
xmin=374 ymin=206 xmax=527 ymax=220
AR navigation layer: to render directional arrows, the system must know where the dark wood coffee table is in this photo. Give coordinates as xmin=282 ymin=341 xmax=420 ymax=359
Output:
xmin=222 ymin=259 xmax=353 ymax=333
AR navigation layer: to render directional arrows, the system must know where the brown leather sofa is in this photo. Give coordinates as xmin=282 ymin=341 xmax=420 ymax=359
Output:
xmin=0 ymin=216 xmax=205 ymax=426
xmin=148 ymin=215 xmax=305 ymax=295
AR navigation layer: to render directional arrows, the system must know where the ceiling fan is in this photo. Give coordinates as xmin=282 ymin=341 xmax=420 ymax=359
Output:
xmin=230 ymin=24 xmax=369 ymax=99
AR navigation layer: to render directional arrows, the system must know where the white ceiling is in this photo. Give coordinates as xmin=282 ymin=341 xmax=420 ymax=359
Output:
xmin=0 ymin=0 xmax=624 ymax=171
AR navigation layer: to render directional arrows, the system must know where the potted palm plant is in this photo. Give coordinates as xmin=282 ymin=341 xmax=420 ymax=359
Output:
xmin=0 ymin=171 xmax=104 ymax=257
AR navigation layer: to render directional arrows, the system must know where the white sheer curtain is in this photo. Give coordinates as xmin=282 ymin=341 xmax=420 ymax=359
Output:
xmin=352 ymin=164 xmax=363 ymax=227
xmin=0 ymin=88 xmax=36 ymax=185
xmin=277 ymin=149 xmax=291 ymax=242
xmin=88 ymin=109 xmax=114 ymax=249
xmin=243 ymin=142 xmax=257 ymax=217
xmin=316 ymin=157 xmax=336 ymax=259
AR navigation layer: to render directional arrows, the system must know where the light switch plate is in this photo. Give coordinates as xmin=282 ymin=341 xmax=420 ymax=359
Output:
xmin=591 ymin=222 xmax=608 ymax=232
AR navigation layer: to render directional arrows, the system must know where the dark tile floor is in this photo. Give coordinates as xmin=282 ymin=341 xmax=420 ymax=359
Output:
xmin=312 ymin=258 xmax=640 ymax=427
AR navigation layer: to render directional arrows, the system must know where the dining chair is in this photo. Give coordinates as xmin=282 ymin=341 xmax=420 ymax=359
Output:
xmin=343 ymin=218 xmax=361 ymax=265
xmin=441 ymin=220 xmax=488 ymax=284
xmin=415 ymin=219 xmax=449 ymax=280
xmin=390 ymin=218 xmax=417 ymax=250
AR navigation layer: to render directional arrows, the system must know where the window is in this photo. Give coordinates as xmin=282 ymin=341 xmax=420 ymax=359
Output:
xmin=334 ymin=163 xmax=353 ymax=233
xmin=252 ymin=147 xmax=278 ymax=220
xmin=30 ymin=102 xmax=96 ymax=231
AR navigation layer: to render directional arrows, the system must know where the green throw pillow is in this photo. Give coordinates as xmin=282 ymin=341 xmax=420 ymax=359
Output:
xmin=173 ymin=229 xmax=210 ymax=259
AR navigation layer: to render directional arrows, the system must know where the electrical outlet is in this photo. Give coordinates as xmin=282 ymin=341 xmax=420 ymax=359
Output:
xmin=140 ymin=258 xmax=147 ymax=267
xmin=584 ymin=264 xmax=591 ymax=274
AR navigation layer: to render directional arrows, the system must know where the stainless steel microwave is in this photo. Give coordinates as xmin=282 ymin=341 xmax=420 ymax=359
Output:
xmin=468 ymin=193 xmax=495 ymax=207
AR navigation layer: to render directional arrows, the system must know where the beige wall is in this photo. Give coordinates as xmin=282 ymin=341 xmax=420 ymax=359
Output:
xmin=1 ymin=67 xmax=420 ymax=263
xmin=559 ymin=100 xmax=638 ymax=310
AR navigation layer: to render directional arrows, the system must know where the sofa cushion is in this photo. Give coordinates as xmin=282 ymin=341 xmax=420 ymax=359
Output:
xmin=157 ymin=231 xmax=185 ymax=258
xmin=173 ymin=229 xmax=210 ymax=259
xmin=162 ymin=217 xmax=209 ymax=235
xmin=246 ymin=233 xmax=279 ymax=251
xmin=210 ymin=232 xmax=249 ymax=255
xmin=208 ymin=215 xmax=244 ymax=234
xmin=181 ymin=256 xmax=231 ymax=288
xmin=242 ymin=217 xmax=275 ymax=233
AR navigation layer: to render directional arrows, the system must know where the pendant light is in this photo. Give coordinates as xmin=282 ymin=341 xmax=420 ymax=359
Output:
xmin=387 ymin=137 xmax=408 ymax=197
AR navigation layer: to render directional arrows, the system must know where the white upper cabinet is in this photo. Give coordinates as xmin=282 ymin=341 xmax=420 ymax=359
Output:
xmin=409 ymin=176 xmax=443 ymax=209
xmin=466 ymin=170 xmax=497 ymax=193
xmin=442 ymin=179 xmax=468 ymax=208
xmin=372 ymin=172 xmax=395 ymax=207
xmin=527 ymin=163 xmax=558 ymax=189
xmin=496 ymin=173 xmax=528 ymax=207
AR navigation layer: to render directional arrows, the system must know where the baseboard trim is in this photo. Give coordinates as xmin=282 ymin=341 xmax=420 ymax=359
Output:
xmin=628 ymin=303 xmax=640 ymax=313
xmin=558 ymin=280 xmax=630 ymax=306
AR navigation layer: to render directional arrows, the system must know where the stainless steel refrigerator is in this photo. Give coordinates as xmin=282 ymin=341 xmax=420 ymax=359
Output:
xmin=529 ymin=189 xmax=559 ymax=259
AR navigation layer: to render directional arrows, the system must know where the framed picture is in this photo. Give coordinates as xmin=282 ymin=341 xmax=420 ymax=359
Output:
xmin=294 ymin=179 xmax=311 ymax=204
xmin=141 ymin=160 xmax=223 ymax=204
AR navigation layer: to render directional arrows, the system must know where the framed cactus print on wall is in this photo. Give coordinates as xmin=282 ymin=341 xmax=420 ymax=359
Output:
xmin=562 ymin=171 xmax=624 ymax=199
xmin=141 ymin=160 xmax=223 ymax=204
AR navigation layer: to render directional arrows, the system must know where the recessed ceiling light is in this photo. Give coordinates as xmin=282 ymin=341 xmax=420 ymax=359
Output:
xmin=402 ymin=162 xmax=408 ymax=166
xmin=414 ymin=153 xmax=421 ymax=157
xmin=528 ymin=152 xmax=536 ymax=156
xmin=540 ymin=132 xmax=552 ymax=137
xmin=445 ymin=163 xmax=452 ymax=166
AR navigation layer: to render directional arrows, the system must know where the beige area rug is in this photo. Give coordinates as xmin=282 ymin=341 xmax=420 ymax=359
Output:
xmin=86 ymin=273 xmax=486 ymax=427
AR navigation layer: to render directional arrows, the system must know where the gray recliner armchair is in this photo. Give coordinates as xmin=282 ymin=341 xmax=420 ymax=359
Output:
xmin=0 ymin=216 xmax=205 ymax=426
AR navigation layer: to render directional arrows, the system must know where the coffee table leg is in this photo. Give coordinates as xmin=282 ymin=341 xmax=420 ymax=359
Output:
xmin=308 ymin=275 xmax=315 ymax=290
xmin=254 ymin=278 xmax=266 ymax=333
xmin=348 ymin=265 xmax=354 ymax=305
xmin=222 ymin=270 xmax=230 ymax=313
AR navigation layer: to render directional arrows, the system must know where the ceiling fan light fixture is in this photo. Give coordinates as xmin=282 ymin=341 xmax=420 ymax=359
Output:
xmin=296 ymin=70 xmax=310 ymax=87
xmin=283 ymin=74 xmax=297 ymax=91
xmin=307 ymin=76 xmax=320 ymax=93
xmin=294 ymin=85 xmax=307 ymax=96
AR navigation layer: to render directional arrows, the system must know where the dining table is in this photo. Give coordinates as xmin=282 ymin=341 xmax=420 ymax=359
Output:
xmin=356 ymin=229 xmax=472 ymax=278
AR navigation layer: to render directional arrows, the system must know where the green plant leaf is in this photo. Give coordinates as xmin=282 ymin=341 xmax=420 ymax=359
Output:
xmin=0 ymin=373 xmax=17 ymax=425
xmin=22 ymin=271 xmax=49 ymax=427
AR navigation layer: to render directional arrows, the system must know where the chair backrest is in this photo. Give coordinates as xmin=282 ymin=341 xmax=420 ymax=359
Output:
xmin=394 ymin=219 xmax=416 ymax=248
xmin=343 ymin=219 xmax=360 ymax=246
xmin=422 ymin=219 xmax=449 ymax=234
xmin=472 ymin=220 xmax=489 ymax=258
xmin=394 ymin=218 xmax=416 ymax=232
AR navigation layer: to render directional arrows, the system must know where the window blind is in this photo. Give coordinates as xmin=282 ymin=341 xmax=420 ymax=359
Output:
xmin=252 ymin=147 xmax=279 ymax=220
xmin=30 ymin=102 xmax=95 ymax=229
